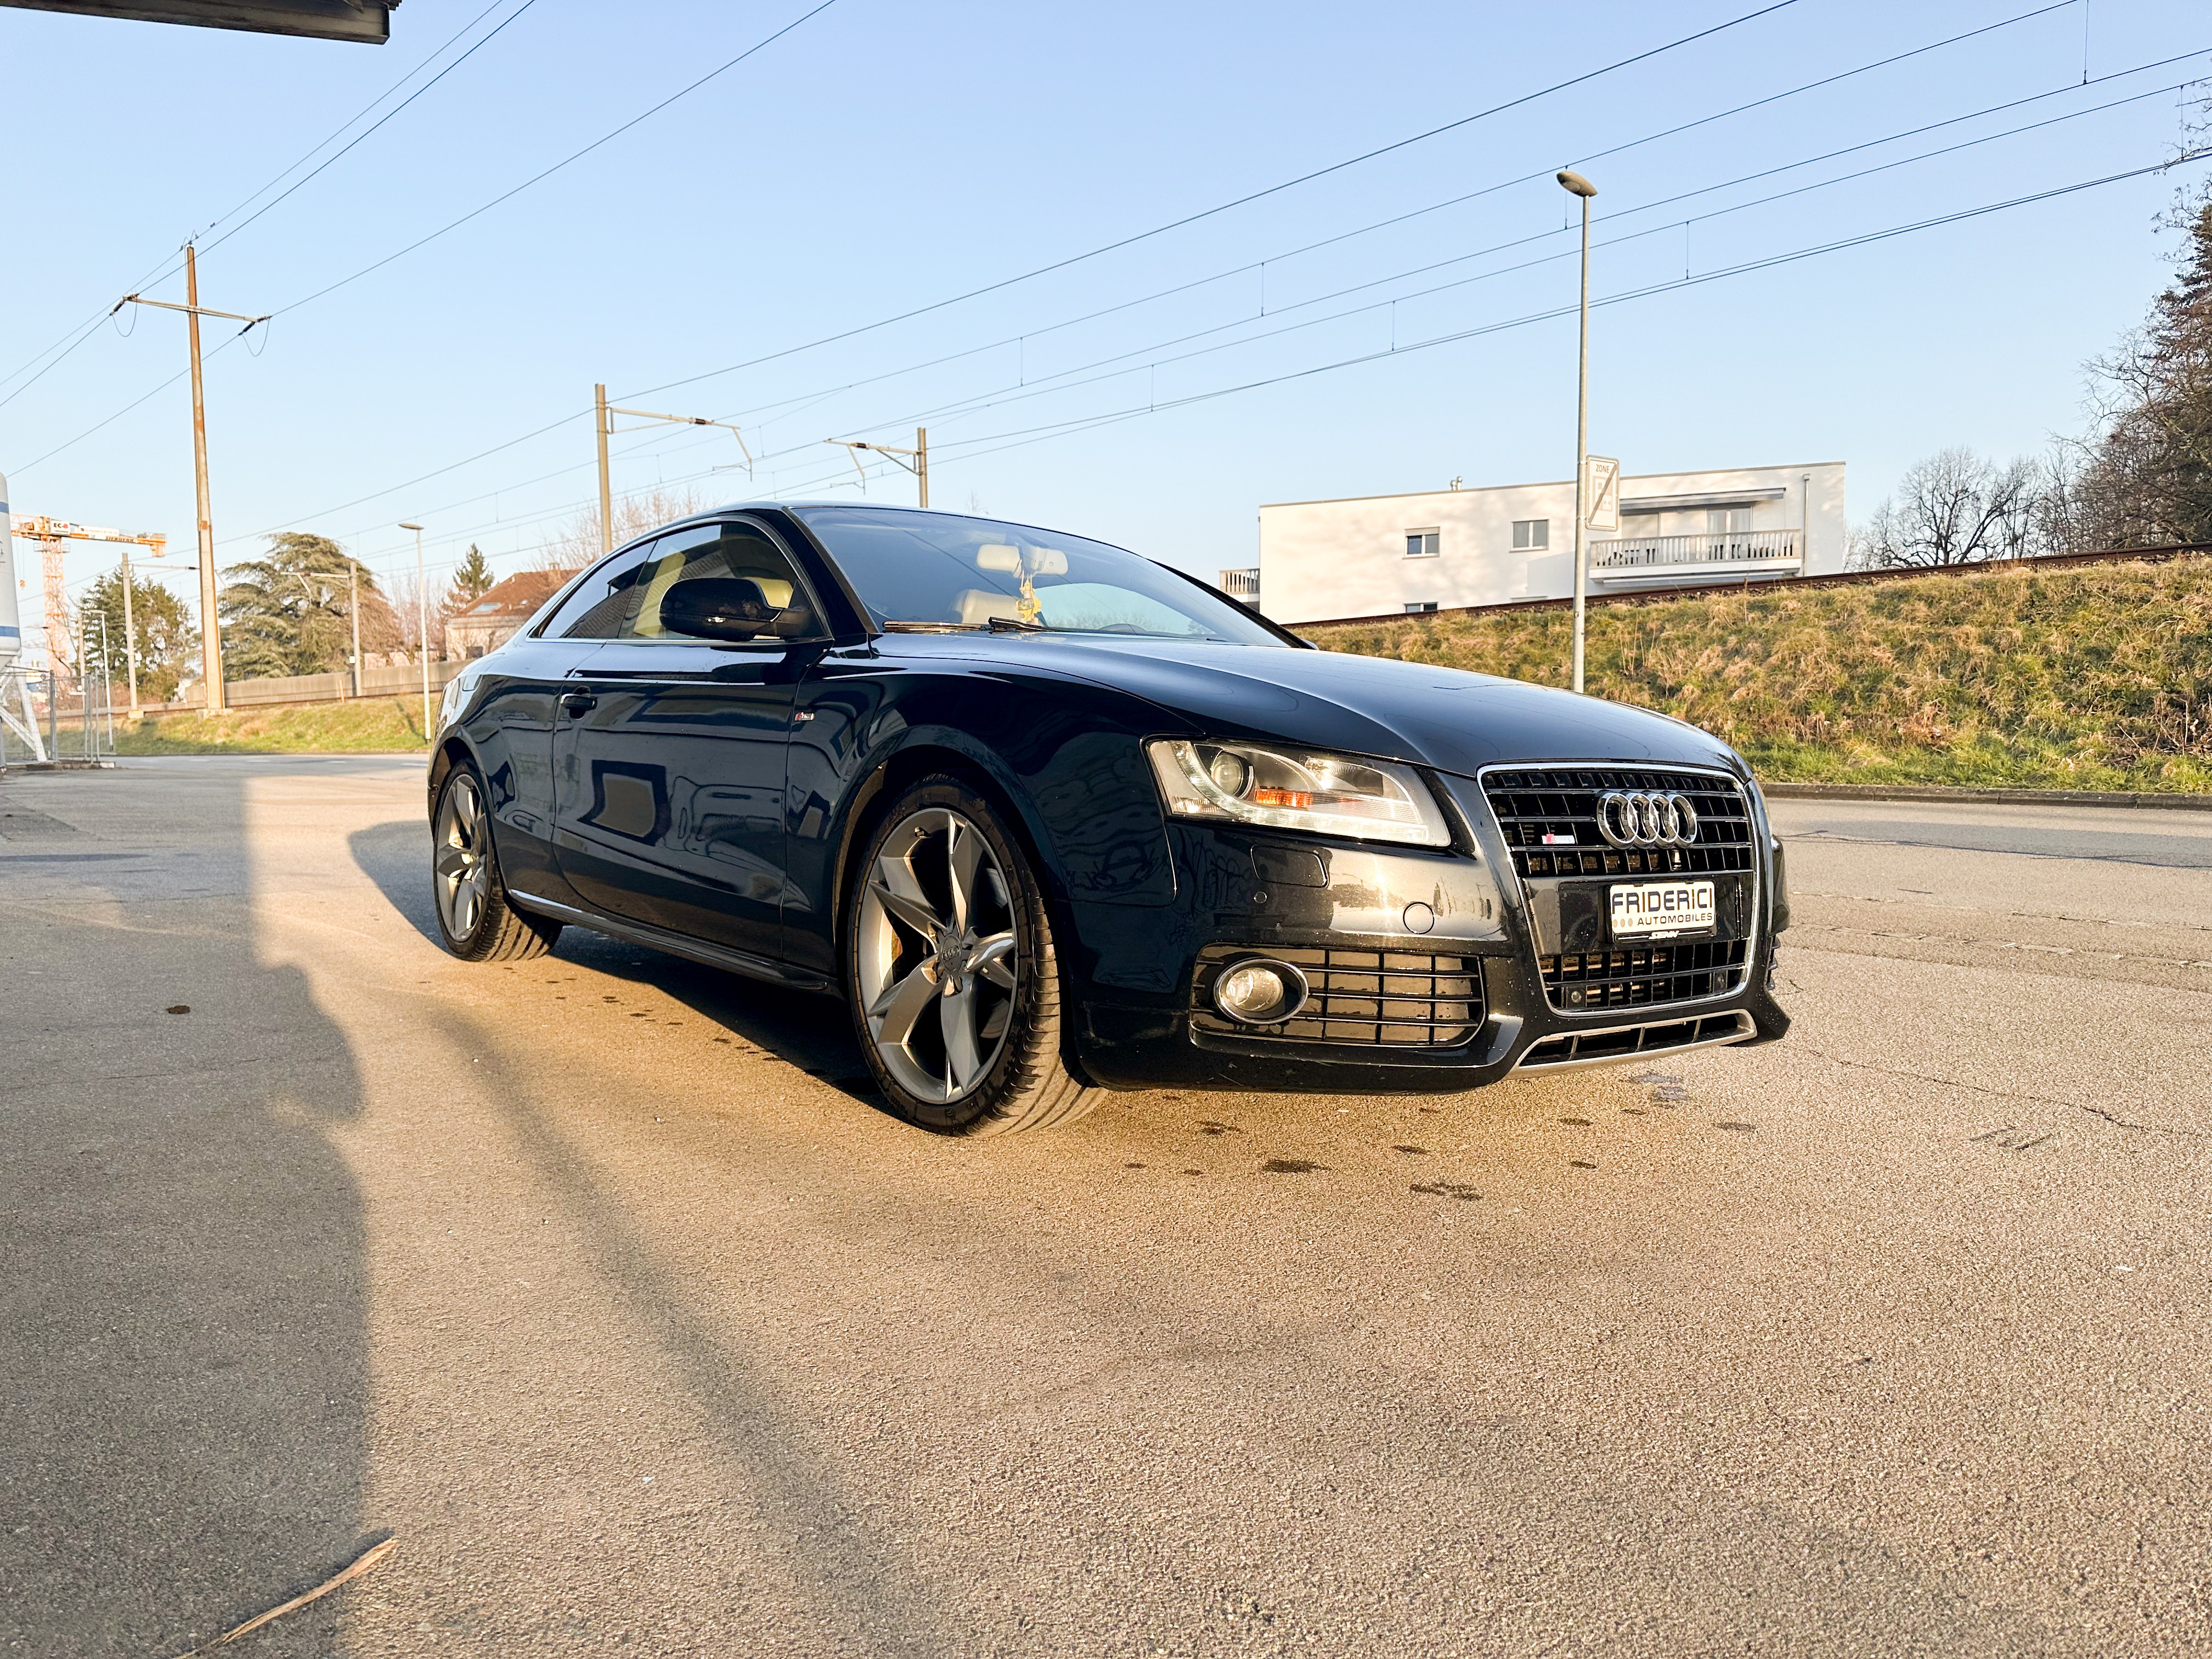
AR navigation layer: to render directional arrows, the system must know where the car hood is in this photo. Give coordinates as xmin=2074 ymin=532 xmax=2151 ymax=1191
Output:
xmin=945 ymin=634 xmax=1744 ymax=778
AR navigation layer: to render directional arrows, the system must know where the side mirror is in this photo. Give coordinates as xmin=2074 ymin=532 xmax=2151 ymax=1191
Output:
xmin=660 ymin=577 xmax=783 ymax=641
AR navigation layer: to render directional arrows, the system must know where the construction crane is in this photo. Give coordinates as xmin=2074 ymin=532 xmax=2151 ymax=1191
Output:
xmin=11 ymin=514 xmax=169 ymax=715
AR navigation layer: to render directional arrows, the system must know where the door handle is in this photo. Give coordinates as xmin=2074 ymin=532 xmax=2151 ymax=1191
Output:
xmin=558 ymin=692 xmax=596 ymax=717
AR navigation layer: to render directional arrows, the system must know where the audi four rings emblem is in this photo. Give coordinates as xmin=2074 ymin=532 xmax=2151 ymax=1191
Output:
xmin=1596 ymin=790 xmax=1700 ymax=847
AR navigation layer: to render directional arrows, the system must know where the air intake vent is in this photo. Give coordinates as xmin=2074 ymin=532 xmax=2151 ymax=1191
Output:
xmin=1193 ymin=945 xmax=1482 ymax=1047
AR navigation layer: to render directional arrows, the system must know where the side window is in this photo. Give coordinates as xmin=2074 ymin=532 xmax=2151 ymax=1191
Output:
xmin=540 ymin=538 xmax=663 ymax=640
xmin=619 ymin=520 xmax=824 ymax=643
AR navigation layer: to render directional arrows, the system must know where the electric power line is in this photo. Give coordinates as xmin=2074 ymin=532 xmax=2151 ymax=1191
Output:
xmin=222 ymin=3 xmax=2128 ymax=551
xmin=0 ymin=0 xmax=530 ymax=414
xmin=293 ymin=146 xmax=2211 ymax=589
xmin=263 ymin=0 xmax=844 ymax=322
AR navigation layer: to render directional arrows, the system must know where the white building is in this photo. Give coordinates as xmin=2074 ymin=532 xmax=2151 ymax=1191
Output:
xmin=1234 ymin=461 xmax=1847 ymax=625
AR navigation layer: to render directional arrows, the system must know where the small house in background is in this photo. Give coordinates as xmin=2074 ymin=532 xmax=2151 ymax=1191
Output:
xmin=1236 ymin=461 xmax=1847 ymax=625
xmin=444 ymin=569 xmax=579 ymax=658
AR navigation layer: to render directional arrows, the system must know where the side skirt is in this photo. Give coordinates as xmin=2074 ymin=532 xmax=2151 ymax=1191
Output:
xmin=506 ymin=889 xmax=839 ymax=997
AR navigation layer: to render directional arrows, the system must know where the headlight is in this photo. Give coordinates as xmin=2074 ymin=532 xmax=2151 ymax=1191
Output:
xmin=1146 ymin=738 xmax=1451 ymax=847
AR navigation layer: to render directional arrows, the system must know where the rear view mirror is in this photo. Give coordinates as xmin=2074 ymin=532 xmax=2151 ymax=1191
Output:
xmin=975 ymin=544 xmax=1022 ymax=574
xmin=660 ymin=577 xmax=783 ymax=641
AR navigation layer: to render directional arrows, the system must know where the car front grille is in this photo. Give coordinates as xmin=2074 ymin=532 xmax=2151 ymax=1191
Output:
xmin=1482 ymin=766 xmax=1754 ymax=879
xmin=1543 ymin=938 xmax=1750 ymax=1011
xmin=1192 ymin=945 xmax=1484 ymax=1047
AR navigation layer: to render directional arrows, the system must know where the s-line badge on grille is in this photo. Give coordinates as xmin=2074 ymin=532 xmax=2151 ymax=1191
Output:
xmin=1595 ymin=790 xmax=1700 ymax=848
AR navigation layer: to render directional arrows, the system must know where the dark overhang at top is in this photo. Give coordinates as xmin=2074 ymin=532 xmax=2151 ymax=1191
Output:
xmin=0 ymin=0 xmax=396 ymax=42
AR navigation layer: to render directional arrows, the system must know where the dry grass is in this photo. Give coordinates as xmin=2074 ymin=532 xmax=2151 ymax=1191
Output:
xmin=118 ymin=697 xmax=432 ymax=755
xmin=1307 ymin=556 xmax=2212 ymax=792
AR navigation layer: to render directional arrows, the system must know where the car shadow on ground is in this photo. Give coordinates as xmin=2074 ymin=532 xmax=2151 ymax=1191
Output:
xmin=343 ymin=817 xmax=1668 ymax=1166
xmin=348 ymin=817 xmax=888 ymax=1116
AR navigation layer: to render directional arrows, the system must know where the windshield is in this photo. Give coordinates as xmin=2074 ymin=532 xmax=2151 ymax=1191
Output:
xmin=792 ymin=505 xmax=1285 ymax=645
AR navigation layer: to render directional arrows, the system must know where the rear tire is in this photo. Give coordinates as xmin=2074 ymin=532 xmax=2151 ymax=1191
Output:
xmin=432 ymin=763 xmax=562 ymax=963
xmin=844 ymin=776 xmax=1099 ymax=1135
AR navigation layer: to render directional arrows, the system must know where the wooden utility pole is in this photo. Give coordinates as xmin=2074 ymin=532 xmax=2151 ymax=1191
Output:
xmin=115 ymin=247 xmax=267 ymax=714
xmin=595 ymin=383 xmax=613 ymax=556
xmin=185 ymin=246 xmax=221 ymax=711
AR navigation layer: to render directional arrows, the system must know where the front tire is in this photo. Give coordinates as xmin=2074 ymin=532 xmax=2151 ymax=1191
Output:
xmin=844 ymin=777 xmax=1099 ymax=1135
xmin=432 ymin=763 xmax=561 ymax=962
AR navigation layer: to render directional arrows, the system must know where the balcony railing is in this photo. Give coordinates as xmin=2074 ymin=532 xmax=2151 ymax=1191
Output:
xmin=1590 ymin=529 xmax=1800 ymax=572
xmin=1220 ymin=567 xmax=1261 ymax=599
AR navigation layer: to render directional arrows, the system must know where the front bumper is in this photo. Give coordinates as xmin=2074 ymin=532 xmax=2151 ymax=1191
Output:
xmin=1066 ymin=769 xmax=1790 ymax=1093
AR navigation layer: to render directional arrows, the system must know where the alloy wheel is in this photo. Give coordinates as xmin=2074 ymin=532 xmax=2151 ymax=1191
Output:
xmin=856 ymin=806 xmax=1020 ymax=1104
xmin=435 ymin=772 xmax=494 ymax=943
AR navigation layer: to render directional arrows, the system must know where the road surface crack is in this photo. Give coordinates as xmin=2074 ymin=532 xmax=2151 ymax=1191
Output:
xmin=1795 ymin=1045 xmax=2208 ymax=1139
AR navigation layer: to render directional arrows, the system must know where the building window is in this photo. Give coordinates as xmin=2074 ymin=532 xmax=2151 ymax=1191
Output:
xmin=1404 ymin=528 xmax=1440 ymax=558
xmin=1707 ymin=507 xmax=1754 ymax=534
xmin=1512 ymin=518 xmax=1549 ymax=550
xmin=1404 ymin=601 xmax=1438 ymax=614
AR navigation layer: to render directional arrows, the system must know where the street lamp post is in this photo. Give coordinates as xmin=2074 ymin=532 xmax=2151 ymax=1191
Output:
xmin=400 ymin=522 xmax=428 ymax=738
xmin=1558 ymin=168 xmax=1597 ymax=695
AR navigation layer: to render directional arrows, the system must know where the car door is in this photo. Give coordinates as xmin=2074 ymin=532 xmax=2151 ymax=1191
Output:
xmin=466 ymin=539 xmax=664 ymax=906
xmin=551 ymin=517 xmax=828 ymax=961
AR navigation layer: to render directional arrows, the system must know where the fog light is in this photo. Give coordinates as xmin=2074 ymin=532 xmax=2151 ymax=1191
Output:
xmin=1212 ymin=958 xmax=1308 ymax=1025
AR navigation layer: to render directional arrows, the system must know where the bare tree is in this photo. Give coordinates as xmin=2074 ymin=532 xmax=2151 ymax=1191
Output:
xmin=532 ymin=486 xmax=704 ymax=573
xmin=385 ymin=570 xmax=448 ymax=663
xmin=2049 ymin=97 xmax=2212 ymax=550
xmin=1852 ymin=447 xmax=2051 ymax=568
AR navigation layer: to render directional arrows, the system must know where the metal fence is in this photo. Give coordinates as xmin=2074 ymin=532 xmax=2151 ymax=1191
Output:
xmin=0 ymin=669 xmax=115 ymax=766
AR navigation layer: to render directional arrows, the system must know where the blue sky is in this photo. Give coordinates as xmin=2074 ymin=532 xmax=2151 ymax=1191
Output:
xmin=3 ymin=0 xmax=2208 ymax=621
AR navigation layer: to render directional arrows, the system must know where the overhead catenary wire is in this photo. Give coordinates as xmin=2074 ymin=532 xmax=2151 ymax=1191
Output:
xmin=301 ymin=148 xmax=2211 ymax=590
xmin=262 ymin=0 xmax=844 ymax=322
xmin=916 ymin=154 xmax=2212 ymax=472
xmin=2 ymin=0 xmax=836 ymax=462
xmin=0 ymin=1 xmax=529 ymax=415
xmin=576 ymin=67 xmax=2212 ymax=494
xmin=194 ymin=0 xmax=542 ymax=262
xmin=624 ymin=1 xmax=1814 ymax=405
xmin=225 ymin=4 xmax=2146 ymax=555
xmin=634 ymin=0 xmax=2089 ymax=408
xmin=809 ymin=74 xmax=2212 ymax=450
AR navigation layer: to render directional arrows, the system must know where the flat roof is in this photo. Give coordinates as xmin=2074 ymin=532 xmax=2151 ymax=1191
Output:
xmin=1258 ymin=461 xmax=1846 ymax=511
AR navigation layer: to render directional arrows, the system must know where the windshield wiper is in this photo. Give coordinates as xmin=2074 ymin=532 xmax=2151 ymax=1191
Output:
xmin=985 ymin=615 xmax=1047 ymax=633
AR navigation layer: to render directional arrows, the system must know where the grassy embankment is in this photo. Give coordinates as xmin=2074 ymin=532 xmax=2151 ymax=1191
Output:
xmin=1307 ymin=555 xmax=2212 ymax=793
xmin=106 ymin=559 xmax=2212 ymax=789
xmin=115 ymin=696 xmax=431 ymax=755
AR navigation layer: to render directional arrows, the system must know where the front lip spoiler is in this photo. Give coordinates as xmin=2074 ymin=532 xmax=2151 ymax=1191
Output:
xmin=1513 ymin=1009 xmax=1757 ymax=1074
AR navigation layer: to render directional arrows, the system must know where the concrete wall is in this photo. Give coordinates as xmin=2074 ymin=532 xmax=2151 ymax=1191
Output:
xmin=1256 ymin=461 xmax=1847 ymax=624
xmin=161 ymin=658 xmax=469 ymax=711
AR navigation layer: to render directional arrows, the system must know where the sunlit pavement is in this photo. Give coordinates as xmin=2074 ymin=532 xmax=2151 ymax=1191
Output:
xmin=4 ymin=757 xmax=2208 ymax=1657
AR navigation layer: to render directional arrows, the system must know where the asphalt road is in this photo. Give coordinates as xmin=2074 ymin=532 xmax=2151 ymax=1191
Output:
xmin=3 ymin=757 xmax=2207 ymax=1658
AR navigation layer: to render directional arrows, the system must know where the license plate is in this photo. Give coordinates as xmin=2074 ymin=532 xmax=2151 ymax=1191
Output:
xmin=1610 ymin=879 xmax=1716 ymax=940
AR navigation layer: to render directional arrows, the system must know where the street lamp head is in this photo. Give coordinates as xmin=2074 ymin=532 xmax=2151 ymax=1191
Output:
xmin=398 ymin=522 xmax=424 ymax=532
xmin=1556 ymin=170 xmax=1597 ymax=199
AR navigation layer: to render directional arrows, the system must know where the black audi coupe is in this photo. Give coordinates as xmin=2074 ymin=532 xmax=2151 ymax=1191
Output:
xmin=426 ymin=503 xmax=1790 ymax=1134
